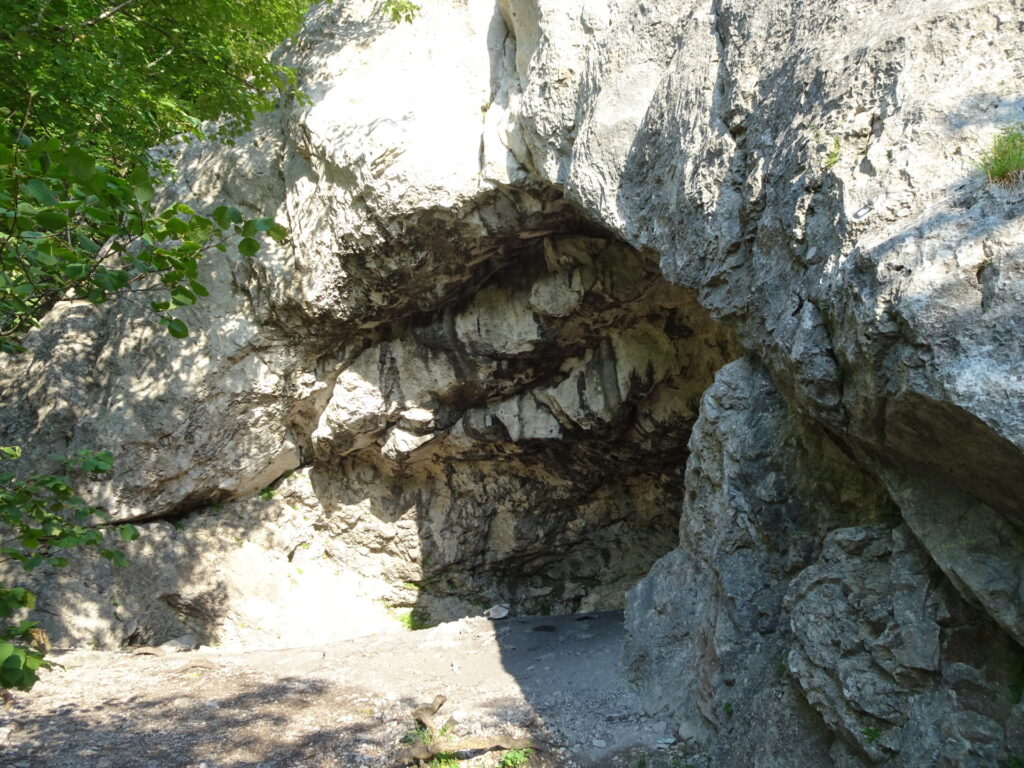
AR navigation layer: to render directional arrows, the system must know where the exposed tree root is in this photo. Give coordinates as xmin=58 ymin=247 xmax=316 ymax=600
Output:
xmin=396 ymin=694 xmax=536 ymax=766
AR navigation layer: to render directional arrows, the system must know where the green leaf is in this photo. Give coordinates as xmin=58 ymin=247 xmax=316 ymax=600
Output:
xmin=24 ymin=179 xmax=59 ymax=206
xmin=64 ymin=147 xmax=96 ymax=181
xmin=101 ymin=550 xmax=129 ymax=567
xmin=213 ymin=205 xmax=243 ymax=229
xmin=64 ymin=263 xmax=90 ymax=280
xmin=165 ymin=318 xmax=188 ymax=338
xmin=164 ymin=217 xmax=190 ymax=237
xmin=77 ymin=450 xmax=114 ymax=472
xmin=212 ymin=206 xmax=231 ymax=229
xmin=27 ymin=137 xmax=59 ymax=157
xmin=237 ymin=237 xmax=260 ymax=258
xmin=35 ymin=210 xmax=70 ymax=230
xmin=75 ymin=230 xmax=101 ymax=254
xmin=170 ymin=286 xmax=196 ymax=307
xmin=32 ymin=250 xmax=58 ymax=267
xmin=133 ymin=182 xmax=154 ymax=207
xmin=118 ymin=524 xmax=139 ymax=542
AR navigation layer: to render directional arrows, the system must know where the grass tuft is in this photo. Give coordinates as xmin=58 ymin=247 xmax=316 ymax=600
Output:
xmin=395 ymin=608 xmax=430 ymax=631
xmin=823 ymin=135 xmax=841 ymax=169
xmin=404 ymin=726 xmax=434 ymax=745
xmin=978 ymin=124 xmax=1024 ymax=185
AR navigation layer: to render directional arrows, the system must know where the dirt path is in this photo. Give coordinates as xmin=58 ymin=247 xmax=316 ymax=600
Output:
xmin=0 ymin=612 xmax=692 ymax=768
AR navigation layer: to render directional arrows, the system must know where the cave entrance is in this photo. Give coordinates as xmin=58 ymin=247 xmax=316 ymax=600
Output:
xmin=308 ymin=222 xmax=739 ymax=624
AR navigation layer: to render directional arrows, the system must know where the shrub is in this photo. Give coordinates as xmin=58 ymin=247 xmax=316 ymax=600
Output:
xmin=0 ymin=448 xmax=139 ymax=689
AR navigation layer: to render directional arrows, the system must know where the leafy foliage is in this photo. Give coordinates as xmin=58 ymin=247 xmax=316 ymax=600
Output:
xmin=0 ymin=1 xmax=316 ymax=694
xmin=861 ymin=726 xmax=883 ymax=744
xmin=382 ymin=0 xmax=421 ymax=24
xmin=498 ymin=748 xmax=533 ymax=767
xmin=823 ymin=135 xmax=842 ymax=170
xmin=0 ymin=447 xmax=138 ymax=688
xmin=0 ymin=0 xmax=312 ymax=167
xmin=0 ymin=129 xmax=287 ymax=352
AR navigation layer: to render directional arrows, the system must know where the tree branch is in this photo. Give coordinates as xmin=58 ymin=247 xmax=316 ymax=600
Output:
xmin=81 ymin=0 xmax=141 ymax=28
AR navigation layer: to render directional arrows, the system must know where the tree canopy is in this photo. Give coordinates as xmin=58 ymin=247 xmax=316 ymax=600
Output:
xmin=1 ymin=0 xmax=312 ymax=167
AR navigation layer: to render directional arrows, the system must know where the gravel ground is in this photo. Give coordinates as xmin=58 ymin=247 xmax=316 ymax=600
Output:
xmin=0 ymin=611 xmax=696 ymax=768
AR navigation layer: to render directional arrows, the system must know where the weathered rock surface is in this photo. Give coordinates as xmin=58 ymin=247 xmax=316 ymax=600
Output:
xmin=625 ymin=358 xmax=898 ymax=767
xmin=787 ymin=524 xmax=1024 ymax=767
xmin=1 ymin=0 xmax=1023 ymax=765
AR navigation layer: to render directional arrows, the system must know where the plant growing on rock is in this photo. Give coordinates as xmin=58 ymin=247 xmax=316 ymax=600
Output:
xmin=978 ymin=123 xmax=1024 ymax=185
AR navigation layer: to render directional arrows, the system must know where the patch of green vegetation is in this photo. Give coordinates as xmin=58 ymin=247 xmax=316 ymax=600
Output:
xmin=382 ymin=0 xmax=420 ymax=23
xmin=978 ymin=124 xmax=1024 ymax=185
xmin=258 ymin=486 xmax=276 ymax=500
xmin=776 ymin=652 xmax=789 ymax=677
xmin=999 ymin=757 xmax=1024 ymax=768
xmin=404 ymin=726 xmax=434 ymax=745
xmin=722 ymin=701 xmax=733 ymax=718
xmin=428 ymin=754 xmax=460 ymax=768
xmin=498 ymin=747 xmax=533 ymax=767
xmin=394 ymin=608 xmax=430 ymax=631
xmin=861 ymin=726 xmax=883 ymax=744
xmin=824 ymin=135 xmax=842 ymax=169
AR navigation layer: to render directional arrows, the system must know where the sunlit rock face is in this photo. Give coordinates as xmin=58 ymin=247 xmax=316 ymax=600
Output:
xmin=2 ymin=0 xmax=1024 ymax=764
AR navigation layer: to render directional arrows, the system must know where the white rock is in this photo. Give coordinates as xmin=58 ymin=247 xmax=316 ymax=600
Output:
xmin=484 ymin=604 xmax=510 ymax=620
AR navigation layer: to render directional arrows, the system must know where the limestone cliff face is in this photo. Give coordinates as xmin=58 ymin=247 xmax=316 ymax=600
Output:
xmin=2 ymin=0 xmax=1023 ymax=764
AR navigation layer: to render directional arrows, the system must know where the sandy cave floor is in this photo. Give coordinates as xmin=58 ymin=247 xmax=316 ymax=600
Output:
xmin=0 ymin=611 xmax=694 ymax=768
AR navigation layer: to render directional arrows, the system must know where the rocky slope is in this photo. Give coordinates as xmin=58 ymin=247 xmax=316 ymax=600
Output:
xmin=1 ymin=0 xmax=1022 ymax=765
